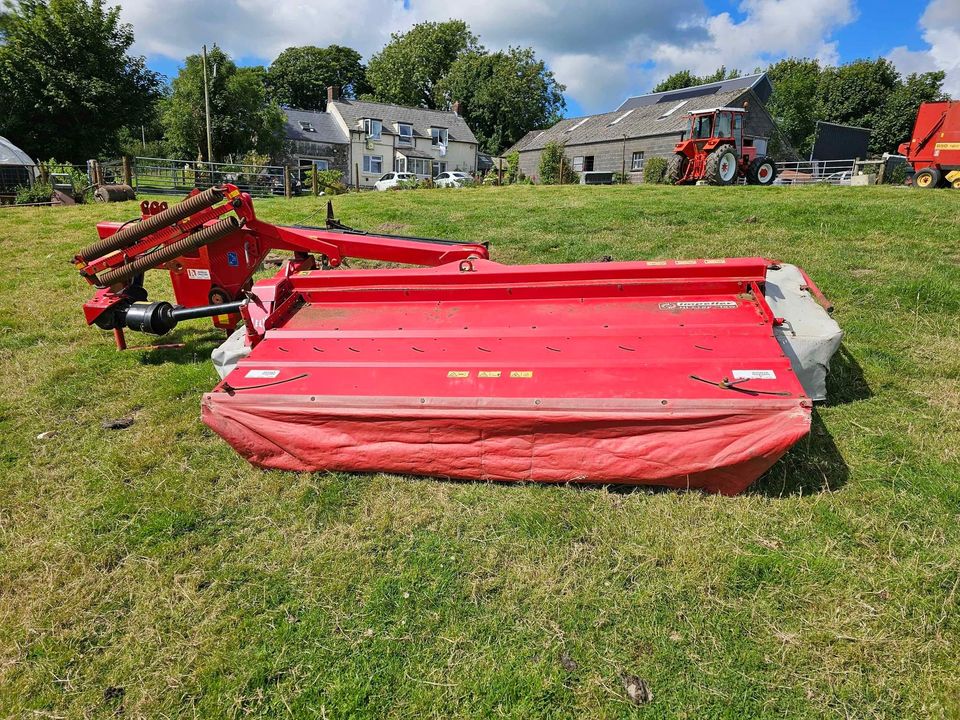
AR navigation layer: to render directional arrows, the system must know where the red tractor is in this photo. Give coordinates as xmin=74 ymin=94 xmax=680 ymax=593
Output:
xmin=898 ymin=101 xmax=960 ymax=189
xmin=667 ymin=107 xmax=777 ymax=186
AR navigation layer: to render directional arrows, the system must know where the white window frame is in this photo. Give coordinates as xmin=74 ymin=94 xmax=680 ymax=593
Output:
xmin=363 ymin=154 xmax=382 ymax=174
xmin=432 ymin=161 xmax=447 ymax=177
xmin=398 ymin=123 xmax=413 ymax=145
xmin=395 ymin=156 xmax=407 ymax=173
xmin=363 ymin=118 xmax=382 ymax=140
xmin=431 ymin=127 xmax=448 ymax=147
xmin=573 ymin=156 xmax=584 ymax=172
xmin=631 ymin=151 xmax=645 ymax=171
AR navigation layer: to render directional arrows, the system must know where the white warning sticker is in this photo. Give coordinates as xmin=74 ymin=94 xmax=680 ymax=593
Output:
xmin=245 ymin=369 xmax=280 ymax=379
xmin=187 ymin=268 xmax=211 ymax=280
xmin=732 ymin=369 xmax=777 ymax=380
xmin=659 ymin=301 xmax=737 ymax=310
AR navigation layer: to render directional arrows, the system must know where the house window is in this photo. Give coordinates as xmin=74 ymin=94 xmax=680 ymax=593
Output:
xmin=398 ymin=123 xmax=413 ymax=145
xmin=395 ymin=156 xmax=407 ymax=173
xmin=363 ymin=118 xmax=382 ymax=139
xmin=298 ymin=120 xmax=316 ymax=132
xmin=409 ymin=158 xmax=431 ymax=176
xmin=573 ymin=156 xmax=584 ymax=171
xmin=312 ymin=159 xmax=329 ymax=170
xmin=363 ymin=154 xmax=382 ymax=174
xmin=631 ymin=151 xmax=645 ymax=171
xmin=582 ymin=156 xmax=594 ymax=171
xmin=432 ymin=162 xmax=447 ymax=177
xmin=431 ymin=127 xmax=448 ymax=147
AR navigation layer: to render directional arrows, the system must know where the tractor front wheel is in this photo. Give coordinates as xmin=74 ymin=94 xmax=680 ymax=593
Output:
xmin=746 ymin=156 xmax=778 ymax=186
xmin=704 ymin=144 xmax=739 ymax=186
xmin=666 ymin=153 xmax=687 ymax=185
xmin=915 ymin=167 xmax=941 ymax=189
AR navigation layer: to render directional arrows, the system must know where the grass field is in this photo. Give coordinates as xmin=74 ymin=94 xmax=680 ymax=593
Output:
xmin=1 ymin=184 xmax=958 ymax=719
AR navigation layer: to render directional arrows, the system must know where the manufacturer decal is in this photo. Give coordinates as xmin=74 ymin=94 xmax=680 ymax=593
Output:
xmin=245 ymin=369 xmax=280 ymax=379
xmin=659 ymin=301 xmax=737 ymax=310
xmin=187 ymin=268 xmax=211 ymax=280
xmin=732 ymin=369 xmax=777 ymax=380
xmin=510 ymin=371 xmax=534 ymax=378
xmin=478 ymin=371 xmax=502 ymax=378
xmin=934 ymin=142 xmax=960 ymax=151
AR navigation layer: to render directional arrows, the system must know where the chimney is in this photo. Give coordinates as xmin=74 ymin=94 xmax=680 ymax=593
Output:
xmin=327 ymin=86 xmax=340 ymax=105
xmin=452 ymin=100 xmax=462 ymax=116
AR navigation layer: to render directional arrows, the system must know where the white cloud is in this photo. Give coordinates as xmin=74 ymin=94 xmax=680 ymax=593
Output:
xmin=888 ymin=0 xmax=960 ymax=97
xmin=111 ymin=0 xmax=857 ymax=114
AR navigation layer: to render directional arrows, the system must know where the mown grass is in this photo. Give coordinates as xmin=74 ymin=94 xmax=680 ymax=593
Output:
xmin=0 ymin=184 xmax=958 ymax=719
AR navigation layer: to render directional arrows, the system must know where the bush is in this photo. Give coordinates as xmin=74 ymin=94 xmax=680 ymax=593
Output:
xmin=15 ymin=181 xmax=53 ymax=204
xmin=482 ymin=173 xmax=499 ymax=186
xmin=505 ymin=151 xmax=520 ymax=184
xmin=538 ymin=141 xmax=578 ymax=185
xmin=886 ymin=162 xmax=909 ymax=185
xmin=306 ymin=168 xmax=347 ymax=195
xmin=392 ymin=177 xmax=421 ymax=191
xmin=42 ymin=158 xmax=92 ymax=201
xmin=643 ymin=156 xmax=668 ymax=184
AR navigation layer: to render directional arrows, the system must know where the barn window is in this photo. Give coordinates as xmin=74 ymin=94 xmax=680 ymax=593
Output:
xmin=573 ymin=156 xmax=584 ymax=171
xmin=631 ymin=151 xmax=645 ymax=171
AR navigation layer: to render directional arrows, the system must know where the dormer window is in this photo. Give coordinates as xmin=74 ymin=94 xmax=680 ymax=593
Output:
xmin=298 ymin=120 xmax=316 ymax=132
xmin=363 ymin=118 xmax=382 ymax=139
xmin=431 ymin=127 xmax=448 ymax=147
xmin=397 ymin=123 xmax=413 ymax=145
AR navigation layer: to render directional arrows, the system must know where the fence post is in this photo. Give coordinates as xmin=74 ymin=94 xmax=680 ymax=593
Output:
xmin=355 ymin=163 xmax=360 ymax=192
xmin=39 ymin=162 xmax=49 ymax=184
xmin=312 ymin=167 xmax=319 ymax=196
xmin=122 ymin=156 xmax=132 ymax=186
xmin=559 ymin=157 xmax=564 ymax=186
xmin=284 ymin=166 xmax=291 ymax=199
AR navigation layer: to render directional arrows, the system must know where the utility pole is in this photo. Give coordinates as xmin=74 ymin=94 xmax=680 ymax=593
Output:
xmin=202 ymin=44 xmax=214 ymax=164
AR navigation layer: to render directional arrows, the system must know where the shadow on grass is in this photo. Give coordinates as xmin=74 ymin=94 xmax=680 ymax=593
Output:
xmin=748 ymin=410 xmax=848 ymax=497
xmin=135 ymin=325 xmax=227 ymax=366
xmin=824 ymin=343 xmax=873 ymax=405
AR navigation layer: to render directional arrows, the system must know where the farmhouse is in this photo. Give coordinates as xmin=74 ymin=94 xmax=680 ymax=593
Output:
xmin=281 ymin=88 xmax=480 ymax=189
xmin=507 ymin=73 xmax=792 ymax=182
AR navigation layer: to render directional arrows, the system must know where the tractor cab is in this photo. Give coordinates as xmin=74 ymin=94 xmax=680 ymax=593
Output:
xmin=667 ymin=107 xmax=777 ymax=187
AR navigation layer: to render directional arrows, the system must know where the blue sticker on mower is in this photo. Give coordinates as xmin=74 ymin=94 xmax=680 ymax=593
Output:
xmin=226 ymin=251 xmax=239 ymax=266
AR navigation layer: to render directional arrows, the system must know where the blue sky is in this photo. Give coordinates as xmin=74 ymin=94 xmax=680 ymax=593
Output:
xmin=119 ymin=0 xmax=958 ymax=118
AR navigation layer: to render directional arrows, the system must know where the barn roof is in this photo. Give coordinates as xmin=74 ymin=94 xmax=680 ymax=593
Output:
xmin=616 ymin=72 xmax=773 ymax=112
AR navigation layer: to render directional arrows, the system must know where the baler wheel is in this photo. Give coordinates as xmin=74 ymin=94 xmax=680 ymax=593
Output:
xmin=666 ymin=154 xmax=687 ymax=185
xmin=704 ymin=144 xmax=738 ymax=186
xmin=746 ymin=156 xmax=778 ymax=186
xmin=952 ymin=178 xmax=960 ymax=190
xmin=915 ymin=167 xmax=940 ymax=189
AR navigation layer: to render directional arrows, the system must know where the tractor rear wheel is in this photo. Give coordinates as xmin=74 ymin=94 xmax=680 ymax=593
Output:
xmin=746 ymin=156 xmax=778 ymax=186
xmin=666 ymin=153 xmax=687 ymax=185
xmin=704 ymin=144 xmax=739 ymax=185
xmin=915 ymin=167 xmax=940 ymax=189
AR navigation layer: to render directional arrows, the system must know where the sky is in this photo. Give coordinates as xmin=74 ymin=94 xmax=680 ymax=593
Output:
xmin=115 ymin=0 xmax=960 ymax=118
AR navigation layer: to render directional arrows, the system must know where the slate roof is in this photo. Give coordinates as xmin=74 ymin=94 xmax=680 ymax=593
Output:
xmin=507 ymin=88 xmax=750 ymax=154
xmin=616 ymin=72 xmax=773 ymax=112
xmin=283 ymin=109 xmax=348 ymax=144
xmin=330 ymin=99 xmax=478 ymax=145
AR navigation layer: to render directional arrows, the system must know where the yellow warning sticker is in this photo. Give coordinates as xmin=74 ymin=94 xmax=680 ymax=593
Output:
xmin=935 ymin=142 xmax=960 ymax=150
xmin=703 ymin=258 xmax=727 ymax=264
xmin=675 ymin=259 xmax=697 ymax=265
xmin=478 ymin=371 xmax=502 ymax=378
xmin=510 ymin=371 xmax=534 ymax=378
xmin=447 ymin=371 xmax=470 ymax=378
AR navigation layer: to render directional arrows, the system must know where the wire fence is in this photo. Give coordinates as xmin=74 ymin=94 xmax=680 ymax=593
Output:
xmin=772 ymin=159 xmax=881 ymax=185
xmin=131 ymin=157 xmax=293 ymax=198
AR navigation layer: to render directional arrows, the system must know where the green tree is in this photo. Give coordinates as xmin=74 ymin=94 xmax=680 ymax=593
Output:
xmin=437 ymin=47 xmax=565 ymax=155
xmin=652 ymin=66 xmax=739 ymax=92
xmin=366 ymin=20 xmax=479 ymax=108
xmin=537 ymin=141 xmax=577 ymax=184
xmin=814 ymin=58 xmax=900 ymax=137
xmin=766 ymin=58 xmax=823 ymax=156
xmin=266 ymin=45 xmax=369 ymax=111
xmin=0 ymin=0 xmax=162 ymax=161
xmin=870 ymin=71 xmax=946 ymax=154
xmin=161 ymin=46 xmax=285 ymax=161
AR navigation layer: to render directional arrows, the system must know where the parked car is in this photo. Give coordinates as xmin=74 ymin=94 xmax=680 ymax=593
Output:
xmin=374 ymin=172 xmax=417 ymax=191
xmin=434 ymin=171 xmax=473 ymax=188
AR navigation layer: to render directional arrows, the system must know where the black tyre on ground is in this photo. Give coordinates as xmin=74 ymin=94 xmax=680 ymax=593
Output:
xmin=666 ymin=153 xmax=687 ymax=185
xmin=704 ymin=144 xmax=739 ymax=186
xmin=746 ymin=156 xmax=778 ymax=186
xmin=914 ymin=167 xmax=941 ymax=189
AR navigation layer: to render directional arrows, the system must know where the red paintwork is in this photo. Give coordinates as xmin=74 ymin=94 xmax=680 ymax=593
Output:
xmin=76 ymin=185 xmax=489 ymax=346
xmin=202 ymin=257 xmax=812 ymax=494
xmin=672 ymin=109 xmax=757 ymax=184
xmin=898 ymin=101 xmax=960 ymax=174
